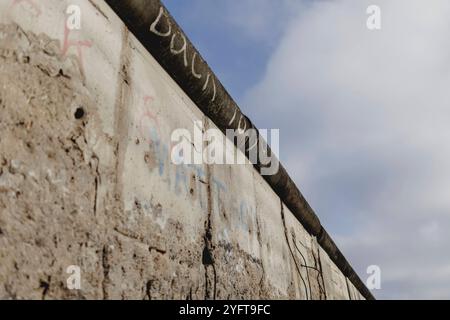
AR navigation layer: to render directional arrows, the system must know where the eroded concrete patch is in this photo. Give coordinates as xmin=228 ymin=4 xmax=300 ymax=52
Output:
xmin=0 ymin=23 xmax=108 ymax=299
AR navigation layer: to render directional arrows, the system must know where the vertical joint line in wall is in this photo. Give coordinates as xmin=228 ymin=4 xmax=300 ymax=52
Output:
xmin=93 ymin=176 xmax=98 ymax=216
xmin=316 ymin=246 xmax=328 ymax=300
xmin=202 ymin=118 xmax=217 ymax=300
xmin=101 ymin=245 xmax=110 ymax=300
xmin=292 ymin=240 xmax=313 ymax=299
xmin=104 ymin=26 xmax=131 ymax=300
xmin=280 ymin=199 xmax=310 ymax=300
xmin=113 ymin=26 xmax=132 ymax=193
xmin=345 ymin=278 xmax=353 ymax=300
xmin=251 ymin=169 xmax=266 ymax=292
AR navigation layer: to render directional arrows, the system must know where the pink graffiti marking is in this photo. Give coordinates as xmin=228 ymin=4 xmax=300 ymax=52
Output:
xmin=139 ymin=96 xmax=161 ymax=145
xmin=9 ymin=1 xmax=93 ymax=77
xmin=144 ymin=96 xmax=154 ymax=105
xmin=10 ymin=0 xmax=41 ymax=16
xmin=138 ymin=96 xmax=179 ymax=152
xmin=61 ymin=25 xmax=93 ymax=76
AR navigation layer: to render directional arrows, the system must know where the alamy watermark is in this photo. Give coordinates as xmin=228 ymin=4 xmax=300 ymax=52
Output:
xmin=366 ymin=265 xmax=382 ymax=290
xmin=170 ymin=121 xmax=280 ymax=176
xmin=66 ymin=265 xmax=81 ymax=290
xmin=367 ymin=5 xmax=381 ymax=30
xmin=66 ymin=4 xmax=82 ymax=31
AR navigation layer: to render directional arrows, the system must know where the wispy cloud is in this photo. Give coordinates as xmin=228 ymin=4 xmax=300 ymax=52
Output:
xmin=164 ymin=0 xmax=450 ymax=299
xmin=163 ymin=0 xmax=304 ymax=99
xmin=244 ymin=0 xmax=450 ymax=299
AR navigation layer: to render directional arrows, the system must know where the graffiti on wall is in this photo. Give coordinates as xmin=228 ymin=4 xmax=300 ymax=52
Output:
xmin=61 ymin=24 xmax=92 ymax=76
xmin=137 ymin=95 xmax=259 ymax=236
xmin=9 ymin=1 xmax=92 ymax=76
xmin=138 ymin=95 xmax=208 ymax=209
xmin=149 ymin=7 xmax=217 ymax=103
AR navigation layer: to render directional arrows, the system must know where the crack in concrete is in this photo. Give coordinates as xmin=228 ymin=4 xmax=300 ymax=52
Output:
xmin=101 ymin=245 xmax=110 ymax=300
xmin=202 ymin=168 xmax=217 ymax=300
xmin=255 ymin=208 xmax=267 ymax=293
xmin=280 ymin=199 xmax=309 ymax=300
xmin=202 ymin=119 xmax=217 ymax=300
xmin=90 ymin=155 xmax=100 ymax=216
xmin=314 ymin=246 xmax=328 ymax=299
xmin=145 ymin=280 xmax=153 ymax=300
xmin=39 ymin=276 xmax=51 ymax=300
xmin=293 ymin=238 xmax=313 ymax=299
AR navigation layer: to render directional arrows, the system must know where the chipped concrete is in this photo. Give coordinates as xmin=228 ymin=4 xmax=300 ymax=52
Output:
xmin=0 ymin=0 xmax=368 ymax=300
xmin=0 ymin=22 xmax=110 ymax=299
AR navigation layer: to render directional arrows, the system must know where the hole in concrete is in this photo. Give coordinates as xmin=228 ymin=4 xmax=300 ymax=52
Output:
xmin=202 ymin=246 xmax=214 ymax=266
xmin=74 ymin=107 xmax=85 ymax=119
xmin=39 ymin=278 xmax=50 ymax=297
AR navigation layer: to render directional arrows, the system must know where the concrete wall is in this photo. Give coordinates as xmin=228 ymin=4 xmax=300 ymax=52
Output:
xmin=0 ymin=0 xmax=365 ymax=299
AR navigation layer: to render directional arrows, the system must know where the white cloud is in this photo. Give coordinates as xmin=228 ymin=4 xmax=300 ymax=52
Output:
xmin=220 ymin=0 xmax=304 ymax=43
xmin=244 ymin=0 xmax=450 ymax=299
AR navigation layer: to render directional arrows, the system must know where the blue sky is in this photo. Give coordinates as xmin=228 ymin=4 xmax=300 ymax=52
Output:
xmin=163 ymin=0 xmax=450 ymax=299
xmin=163 ymin=0 xmax=304 ymax=102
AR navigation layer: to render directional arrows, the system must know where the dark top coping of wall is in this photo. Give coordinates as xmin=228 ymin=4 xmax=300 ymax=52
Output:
xmin=104 ymin=0 xmax=375 ymax=300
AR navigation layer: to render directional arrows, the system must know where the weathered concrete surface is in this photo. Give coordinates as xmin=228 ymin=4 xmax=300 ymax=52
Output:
xmin=103 ymin=0 xmax=374 ymax=300
xmin=319 ymin=246 xmax=350 ymax=300
xmin=282 ymin=204 xmax=327 ymax=300
xmin=0 ymin=26 xmax=108 ymax=300
xmin=0 ymin=0 xmax=369 ymax=300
